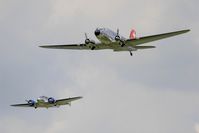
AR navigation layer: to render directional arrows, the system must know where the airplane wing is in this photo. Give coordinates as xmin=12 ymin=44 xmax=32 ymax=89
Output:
xmin=11 ymin=103 xmax=31 ymax=107
xmin=11 ymin=97 xmax=82 ymax=108
xmin=40 ymin=44 xmax=89 ymax=50
xmin=134 ymin=46 xmax=156 ymax=49
xmin=40 ymin=44 xmax=109 ymax=50
xmin=39 ymin=29 xmax=190 ymax=52
xmin=113 ymin=46 xmax=156 ymax=52
xmin=125 ymin=29 xmax=190 ymax=46
xmin=56 ymin=96 xmax=83 ymax=106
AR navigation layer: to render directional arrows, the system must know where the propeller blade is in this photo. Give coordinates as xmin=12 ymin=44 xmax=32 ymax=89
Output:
xmin=85 ymin=33 xmax=88 ymax=39
xmin=117 ymin=28 xmax=119 ymax=36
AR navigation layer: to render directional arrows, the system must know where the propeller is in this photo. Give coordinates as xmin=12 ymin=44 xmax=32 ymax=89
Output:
xmin=115 ymin=28 xmax=120 ymax=41
xmin=115 ymin=28 xmax=126 ymax=47
xmin=26 ymin=99 xmax=36 ymax=106
xmin=117 ymin=28 xmax=119 ymax=36
xmin=84 ymin=33 xmax=90 ymax=44
xmin=85 ymin=33 xmax=88 ymax=39
xmin=84 ymin=33 xmax=96 ymax=50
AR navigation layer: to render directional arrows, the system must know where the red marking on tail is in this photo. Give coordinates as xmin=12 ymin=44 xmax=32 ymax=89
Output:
xmin=129 ymin=29 xmax=136 ymax=39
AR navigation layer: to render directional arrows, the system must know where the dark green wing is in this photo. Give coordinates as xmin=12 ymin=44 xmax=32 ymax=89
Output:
xmin=56 ymin=96 xmax=83 ymax=105
xmin=113 ymin=46 xmax=156 ymax=51
xmin=134 ymin=46 xmax=156 ymax=49
xmin=40 ymin=44 xmax=89 ymax=50
xmin=125 ymin=29 xmax=190 ymax=46
xmin=10 ymin=103 xmax=31 ymax=107
xmin=39 ymin=44 xmax=110 ymax=50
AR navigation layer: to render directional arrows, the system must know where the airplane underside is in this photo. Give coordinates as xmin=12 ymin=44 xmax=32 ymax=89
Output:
xmin=40 ymin=28 xmax=190 ymax=56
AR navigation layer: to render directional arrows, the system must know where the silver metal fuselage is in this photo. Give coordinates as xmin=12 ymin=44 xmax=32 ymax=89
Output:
xmin=36 ymin=96 xmax=52 ymax=107
xmin=94 ymin=28 xmax=126 ymax=44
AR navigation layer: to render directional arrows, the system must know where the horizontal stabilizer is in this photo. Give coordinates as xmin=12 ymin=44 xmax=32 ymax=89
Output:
xmin=134 ymin=46 xmax=156 ymax=49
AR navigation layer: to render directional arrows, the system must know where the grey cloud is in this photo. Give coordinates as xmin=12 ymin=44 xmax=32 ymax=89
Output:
xmin=0 ymin=0 xmax=198 ymax=133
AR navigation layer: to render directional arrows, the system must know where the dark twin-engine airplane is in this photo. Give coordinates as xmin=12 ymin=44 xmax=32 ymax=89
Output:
xmin=40 ymin=27 xmax=190 ymax=56
xmin=11 ymin=96 xmax=82 ymax=109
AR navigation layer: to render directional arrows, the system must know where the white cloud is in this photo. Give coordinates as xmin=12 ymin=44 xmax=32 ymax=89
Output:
xmin=0 ymin=0 xmax=198 ymax=133
xmin=46 ymin=0 xmax=126 ymax=30
xmin=0 ymin=116 xmax=42 ymax=133
xmin=195 ymin=123 xmax=199 ymax=133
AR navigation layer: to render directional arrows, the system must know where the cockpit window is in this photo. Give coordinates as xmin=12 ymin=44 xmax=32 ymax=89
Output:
xmin=38 ymin=96 xmax=48 ymax=100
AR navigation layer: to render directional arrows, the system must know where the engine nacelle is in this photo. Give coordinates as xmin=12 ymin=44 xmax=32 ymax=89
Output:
xmin=129 ymin=29 xmax=136 ymax=39
xmin=84 ymin=37 xmax=96 ymax=50
xmin=86 ymin=40 xmax=96 ymax=50
xmin=115 ymin=35 xmax=120 ymax=41
xmin=48 ymin=97 xmax=56 ymax=104
xmin=85 ymin=39 xmax=90 ymax=44
xmin=85 ymin=39 xmax=95 ymax=45
xmin=27 ymin=100 xmax=35 ymax=106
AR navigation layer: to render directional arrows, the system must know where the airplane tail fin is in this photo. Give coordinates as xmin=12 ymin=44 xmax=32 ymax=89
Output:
xmin=129 ymin=29 xmax=136 ymax=39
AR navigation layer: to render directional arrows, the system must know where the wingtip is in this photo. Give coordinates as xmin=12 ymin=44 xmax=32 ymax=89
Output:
xmin=78 ymin=96 xmax=83 ymax=99
xmin=185 ymin=29 xmax=191 ymax=32
xmin=175 ymin=29 xmax=191 ymax=35
xmin=39 ymin=45 xmax=53 ymax=48
xmin=39 ymin=45 xmax=46 ymax=48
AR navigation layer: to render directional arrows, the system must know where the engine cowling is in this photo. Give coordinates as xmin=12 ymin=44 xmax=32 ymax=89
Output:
xmin=85 ymin=38 xmax=90 ymax=44
xmin=95 ymin=29 xmax=100 ymax=36
xmin=48 ymin=97 xmax=56 ymax=104
xmin=115 ymin=35 xmax=120 ymax=41
xmin=84 ymin=33 xmax=96 ymax=50
xmin=86 ymin=40 xmax=96 ymax=50
xmin=27 ymin=100 xmax=35 ymax=106
xmin=129 ymin=29 xmax=136 ymax=39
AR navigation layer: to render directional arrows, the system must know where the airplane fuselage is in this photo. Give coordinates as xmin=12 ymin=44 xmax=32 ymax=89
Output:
xmin=94 ymin=28 xmax=126 ymax=44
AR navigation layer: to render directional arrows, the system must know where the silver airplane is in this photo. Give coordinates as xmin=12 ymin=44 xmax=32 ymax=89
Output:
xmin=11 ymin=96 xmax=82 ymax=109
xmin=40 ymin=28 xmax=190 ymax=56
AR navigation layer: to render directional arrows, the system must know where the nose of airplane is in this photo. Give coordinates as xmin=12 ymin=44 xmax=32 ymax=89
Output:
xmin=95 ymin=29 xmax=100 ymax=36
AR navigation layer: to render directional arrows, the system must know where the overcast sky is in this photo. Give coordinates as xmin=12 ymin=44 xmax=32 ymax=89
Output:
xmin=0 ymin=0 xmax=198 ymax=133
